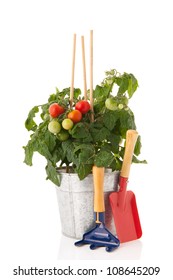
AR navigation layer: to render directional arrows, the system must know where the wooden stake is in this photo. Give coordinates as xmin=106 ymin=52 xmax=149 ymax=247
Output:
xmin=70 ymin=33 xmax=76 ymax=108
xmin=81 ymin=36 xmax=87 ymax=100
xmin=90 ymin=30 xmax=94 ymax=122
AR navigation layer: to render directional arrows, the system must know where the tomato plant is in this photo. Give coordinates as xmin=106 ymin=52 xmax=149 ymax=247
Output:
xmin=24 ymin=69 xmax=146 ymax=186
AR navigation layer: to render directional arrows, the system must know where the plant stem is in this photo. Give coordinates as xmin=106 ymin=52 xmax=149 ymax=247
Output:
xmin=66 ymin=165 xmax=69 ymax=173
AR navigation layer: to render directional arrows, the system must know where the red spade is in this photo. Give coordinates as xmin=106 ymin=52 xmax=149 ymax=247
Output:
xmin=109 ymin=130 xmax=142 ymax=243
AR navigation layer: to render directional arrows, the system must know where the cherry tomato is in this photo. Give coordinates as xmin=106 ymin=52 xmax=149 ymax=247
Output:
xmin=48 ymin=120 xmax=61 ymax=134
xmin=118 ymin=104 xmax=124 ymax=109
xmin=68 ymin=110 xmax=82 ymax=123
xmin=62 ymin=118 xmax=74 ymax=130
xmin=57 ymin=130 xmax=69 ymax=141
xmin=75 ymin=100 xmax=90 ymax=114
xmin=49 ymin=103 xmax=65 ymax=118
xmin=105 ymin=98 xmax=118 ymax=111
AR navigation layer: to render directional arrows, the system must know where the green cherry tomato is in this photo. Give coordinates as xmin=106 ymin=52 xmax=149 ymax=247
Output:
xmin=118 ymin=104 xmax=124 ymax=109
xmin=57 ymin=130 xmax=69 ymax=141
xmin=48 ymin=120 xmax=61 ymax=134
xmin=105 ymin=97 xmax=118 ymax=111
xmin=62 ymin=118 xmax=74 ymax=130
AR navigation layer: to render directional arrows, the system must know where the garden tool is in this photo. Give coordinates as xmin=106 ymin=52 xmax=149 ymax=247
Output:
xmin=75 ymin=166 xmax=120 ymax=252
xmin=109 ymin=130 xmax=142 ymax=243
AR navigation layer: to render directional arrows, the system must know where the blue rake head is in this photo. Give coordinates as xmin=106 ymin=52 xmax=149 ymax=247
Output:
xmin=75 ymin=222 xmax=120 ymax=252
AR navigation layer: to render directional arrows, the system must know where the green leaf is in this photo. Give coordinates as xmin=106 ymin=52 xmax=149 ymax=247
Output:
xmin=61 ymin=140 xmax=79 ymax=165
xmin=51 ymin=146 xmax=64 ymax=164
xmin=132 ymin=155 xmax=147 ymax=164
xmin=114 ymin=157 xmax=123 ymax=170
xmin=70 ymin=123 xmax=92 ymax=141
xmin=45 ymin=160 xmax=61 ymax=186
xmin=93 ymin=101 xmax=105 ymax=114
xmin=108 ymin=133 xmax=121 ymax=153
xmin=61 ymin=139 xmax=71 ymax=152
xmin=59 ymin=87 xmax=70 ymax=95
xmin=90 ymin=123 xmax=110 ymax=142
xmin=134 ymin=135 xmax=142 ymax=156
xmin=100 ymin=142 xmax=112 ymax=152
xmin=23 ymin=142 xmax=34 ymax=166
xmin=74 ymin=143 xmax=95 ymax=165
xmin=57 ymin=87 xmax=81 ymax=102
xmin=128 ymin=74 xmax=138 ymax=98
xmin=120 ymin=109 xmax=136 ymax=137
xmin=55 ymin=87 xmax=60 ymax=94
xmin=75 ymin=164 xmax=93 ymax=180
xmin=62 ymin=140 xmax=74 ymax=162
xmin=44 ymin=131 xmax=56 ymax=153
xmin=74 ymin=143 xmax=95 ymax=154
xmin=74 ymin=88 xmax=81 ymax=100
xmin=23 ymin=130 xmax=54 ymax=165
xmin=26 ymin=130 xmax=53 ymax=161
xmin=94 ymin=150 xmax=114 ymax=167
xmin=115 ymin=76 xmax=122 ymax=86
xmin=79 ymin=152 xmax=94 ymax=164
xmin=41 ymin=103 xmax=49 ymax=116
xmin=35 ymin=139 xmax=53 ymax=160
xmin=94 ymin=85 xmax=110 ymax=101
xmin=38 ymin=119 xmax=49 ymax=130
xmin=117 ymin=73 xmax=129 ymax=95
xmin=103 ymin=110 xmax=119 ymax=130
xmin=48 ymin=93 xmax=57 ymax=102
xmin=25 ymin=106 xmax=39 ymax=131
xmin=117 ymin=73 xmax=138 ymax=98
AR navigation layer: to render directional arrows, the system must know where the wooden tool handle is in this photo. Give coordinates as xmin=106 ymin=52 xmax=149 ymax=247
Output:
xmin=92 ymin=166 xmax=105 ymax=212
xmin=121 ymin=130 xmax=138 ymax=178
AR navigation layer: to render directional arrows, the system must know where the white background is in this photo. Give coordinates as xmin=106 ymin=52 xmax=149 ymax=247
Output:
xmin=0 ymin=0 xmax=173 ymax=279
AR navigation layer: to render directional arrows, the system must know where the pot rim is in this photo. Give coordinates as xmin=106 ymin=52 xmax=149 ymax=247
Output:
xmin=56 ymin=167 xmax=119 ymax=177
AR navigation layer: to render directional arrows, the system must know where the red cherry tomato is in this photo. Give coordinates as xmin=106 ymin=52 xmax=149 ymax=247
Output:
xmin=75 ymin=100 xmax=90 ymax=114
xmin=49 ymin=103 xmax=65 ymax=118
xmin=68 ymin=110 xmax=82 ymax=123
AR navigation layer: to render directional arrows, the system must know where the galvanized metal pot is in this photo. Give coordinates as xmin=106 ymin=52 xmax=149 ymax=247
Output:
xmin=55 ymin=169 xmax=119 ymax=239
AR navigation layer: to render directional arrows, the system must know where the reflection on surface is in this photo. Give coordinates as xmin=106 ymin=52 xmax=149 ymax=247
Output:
xmin=57 ymin=234 xmax=143 ymax=260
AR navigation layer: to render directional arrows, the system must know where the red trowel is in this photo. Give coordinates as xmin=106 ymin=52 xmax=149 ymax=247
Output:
xmin=109 ymin=130 xmax=142 ymax=243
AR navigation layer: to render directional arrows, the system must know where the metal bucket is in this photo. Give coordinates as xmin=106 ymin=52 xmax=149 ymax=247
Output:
xmin=55 ymin=169 xmax=119 ymax=239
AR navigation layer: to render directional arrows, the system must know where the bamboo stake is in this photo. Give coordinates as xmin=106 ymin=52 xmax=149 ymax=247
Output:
xmin=81 ymin=35 xmax=87 ymax=100
xmin=70 ymin=33 xmax=76 ymax=108
xmin=90 ymin=30 xmax=94 ymax=122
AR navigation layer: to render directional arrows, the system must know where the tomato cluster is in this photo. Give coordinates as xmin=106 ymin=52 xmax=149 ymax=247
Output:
xmin=105 ymin=96 xmax=128 ymax=111
xmin=47 ymin=100 xmax=90 ymax=141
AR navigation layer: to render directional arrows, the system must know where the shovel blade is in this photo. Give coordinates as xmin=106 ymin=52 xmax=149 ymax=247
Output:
xmin=109 ymin=190 xmax=142 ymax=243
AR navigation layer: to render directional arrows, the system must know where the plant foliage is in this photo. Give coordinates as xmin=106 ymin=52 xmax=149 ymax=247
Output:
xmin=23 ymin=69 xmax=146 ymax=186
